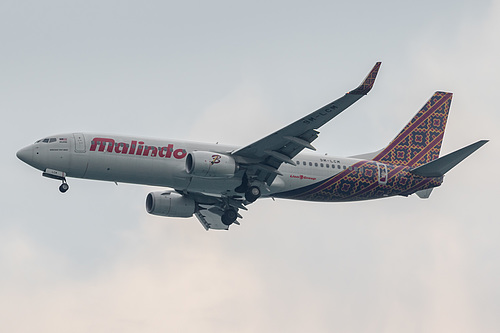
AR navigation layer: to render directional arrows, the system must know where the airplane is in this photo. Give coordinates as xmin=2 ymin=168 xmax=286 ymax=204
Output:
xmin=16 ymin=62 xmax=488 ymax=230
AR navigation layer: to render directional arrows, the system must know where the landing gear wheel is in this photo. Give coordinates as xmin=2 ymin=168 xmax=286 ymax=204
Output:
xmin=59 ymin=182 xmax=69 ymax=193
xmin=221 ymin=209 xmax=238 ymax=226
xmin=245 ymin=186 xmax=261 ymax=203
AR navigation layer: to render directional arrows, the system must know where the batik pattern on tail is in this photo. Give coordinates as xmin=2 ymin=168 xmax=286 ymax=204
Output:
xmin=372 ymin=91 xmax=452 ymax=167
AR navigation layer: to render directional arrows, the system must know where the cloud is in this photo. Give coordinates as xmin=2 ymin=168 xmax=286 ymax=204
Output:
xmin=187 ymin=78 xmax=277 ymax=145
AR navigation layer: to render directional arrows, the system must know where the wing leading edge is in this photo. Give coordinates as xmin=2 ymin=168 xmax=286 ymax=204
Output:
xmin=190 ymin=62 xmax=382 ymax=230
xmin=232 ymin=62 xmax=381 ymax=186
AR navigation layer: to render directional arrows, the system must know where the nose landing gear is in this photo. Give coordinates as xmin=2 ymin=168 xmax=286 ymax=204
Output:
xmin=42 ymin=169 xmax=69 ymax=193
xmin=42 ymin=169 xmax=70 ymax=193
xmin=59 ymin=181 xmax=69 ymax=193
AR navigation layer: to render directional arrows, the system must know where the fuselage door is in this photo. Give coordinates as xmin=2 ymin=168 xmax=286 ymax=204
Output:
xmin=376 ymin=162 xmax=388 ymax=185
xmin=73 ymin=133 xmax=86 ymax=153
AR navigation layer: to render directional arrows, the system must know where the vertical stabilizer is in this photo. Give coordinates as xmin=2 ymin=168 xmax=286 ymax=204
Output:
xmin=373 ymin=92 xmax=452 ymax=167
xmin=416 ymin=188 xmax=433 ymax=199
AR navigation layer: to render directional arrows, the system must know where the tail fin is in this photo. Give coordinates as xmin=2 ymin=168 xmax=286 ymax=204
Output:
xmin=410 ymin=140 xmax=488 ymax=177
xmin=372 ymin=92 xmax=452 ymax=167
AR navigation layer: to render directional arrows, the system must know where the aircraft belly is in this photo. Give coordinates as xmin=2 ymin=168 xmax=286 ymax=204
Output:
xmin=83 ymin=153 xmax=189 ymax=188
xmin=186 ymin=177 xmax=242 ymax=195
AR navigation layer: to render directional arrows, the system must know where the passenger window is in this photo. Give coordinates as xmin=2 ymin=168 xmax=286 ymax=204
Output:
xmin=343 ymin=165 xmax=346 ymax=170
xmin=320 ymin=163 xmax=324 ymax=167
xmin=314 ymin=163 xmax=318 ymax=167
xmin=326 ymin=164 xmax=329 ymax=168
xmin=337 ymin=165 xmax=341 ymax=169
xmin=296 ymin=161 xmax=300 ymax=166
xmin=303 ymin=161 xmax=306 ymax=166
xmin=309 ymin=162 xmax=312 ymax=166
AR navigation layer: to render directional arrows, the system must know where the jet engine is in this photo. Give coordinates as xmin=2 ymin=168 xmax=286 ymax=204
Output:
xmin=185 ymin=151 xmax=237 ymax=178
xmin=146 ymin=191 xmax=196 ymax=218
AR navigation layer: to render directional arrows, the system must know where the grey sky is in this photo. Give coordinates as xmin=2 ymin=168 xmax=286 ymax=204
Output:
xmin=1 ymin=1 xmax=499 ymax=332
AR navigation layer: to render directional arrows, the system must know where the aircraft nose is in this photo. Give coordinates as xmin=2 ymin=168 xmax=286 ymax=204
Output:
xmin=16 ymin=146 xmax=33 ymax=165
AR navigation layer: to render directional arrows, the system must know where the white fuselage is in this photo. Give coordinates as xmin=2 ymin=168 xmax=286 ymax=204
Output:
xmin=18 ymin=133 xmax=360 ymax=197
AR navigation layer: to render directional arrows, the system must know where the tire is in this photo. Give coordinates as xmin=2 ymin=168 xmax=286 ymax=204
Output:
xmin=59 ymin=183 xmax=69 ymax=193
xmin=245 ymin=186 xmax=261 ymax=203
xmin=221 ymin=209 xmax=237 ymax=226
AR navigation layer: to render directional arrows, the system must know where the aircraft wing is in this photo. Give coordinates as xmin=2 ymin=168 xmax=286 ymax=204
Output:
xmin=231 ymin=62 xmax=381 ymax=185
xmin=195 ymin=210 xmax=230 ymax=230
xmin=183 ymin=191 xmax=245 ymax=230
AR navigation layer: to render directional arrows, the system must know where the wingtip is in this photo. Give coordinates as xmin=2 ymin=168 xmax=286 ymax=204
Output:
xmin=349 ymin=61 xmax=382 ymax=95
xmin=476 ymin=139 xmax=489 ymax=147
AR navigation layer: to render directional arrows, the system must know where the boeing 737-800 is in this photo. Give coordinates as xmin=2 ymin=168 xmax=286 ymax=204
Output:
xmin=16 ymin=63 xmax=488 ymax=230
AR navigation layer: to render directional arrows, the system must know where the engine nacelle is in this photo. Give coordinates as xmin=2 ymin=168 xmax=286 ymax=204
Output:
xmin=185 ymin=151 xmax=237 ymax=178
xmin=145 ymin=191 xmax=195 ymax=218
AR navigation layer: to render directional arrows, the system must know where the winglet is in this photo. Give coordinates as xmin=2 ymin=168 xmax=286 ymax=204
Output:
xmin=349 ymin=62 xmax=382 ymax=95
xmin=410 ymin=140 xmax=488 ymax=177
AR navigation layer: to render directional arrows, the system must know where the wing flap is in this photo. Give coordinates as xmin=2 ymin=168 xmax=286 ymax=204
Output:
xmin=195 ymin=210 xmax=230 ymax=230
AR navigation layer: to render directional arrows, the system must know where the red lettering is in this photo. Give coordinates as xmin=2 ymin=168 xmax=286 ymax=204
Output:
xmin=165 ymin=144 xmax=173 ymax=158
xmin=136 ymin=141 xmax=144 ymax=155
xmin=115 ymin=142 xmax=128 ymax=154
xmin=129 ymin=140 xmax=137 ymax=155
xmin=143 ymin=146 xmax=158 ymax=157
xmin=174 ymin=149 xmax=187 ymax=159
xmin=90 ymin=138 xmax=115 ymax=152
xmin=90 ymin=137 xmax=186 ymax=160
xmin=158 ymin=147 xmax=167 ymax=158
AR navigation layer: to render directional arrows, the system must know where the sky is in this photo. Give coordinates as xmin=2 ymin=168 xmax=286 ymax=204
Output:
xmin=1 ymin=0 xmax=499 ymax=332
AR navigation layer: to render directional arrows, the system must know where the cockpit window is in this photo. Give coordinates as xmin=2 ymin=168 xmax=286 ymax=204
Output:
xmin=38 ymin=137 xmax=57 ymax=143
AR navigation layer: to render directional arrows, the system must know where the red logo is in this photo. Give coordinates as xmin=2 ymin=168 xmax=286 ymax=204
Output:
xmin=290 ymin=174 xmax=316 ymax=181
xmin=211 ymin=154 xmax=221 ymax=165
xmin=90 ymin=137 xmax=187 ymax=160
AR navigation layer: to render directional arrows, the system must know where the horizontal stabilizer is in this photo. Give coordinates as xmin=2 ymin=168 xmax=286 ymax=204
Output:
xmin=410 ymin=140 xmax=488 ymax=177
